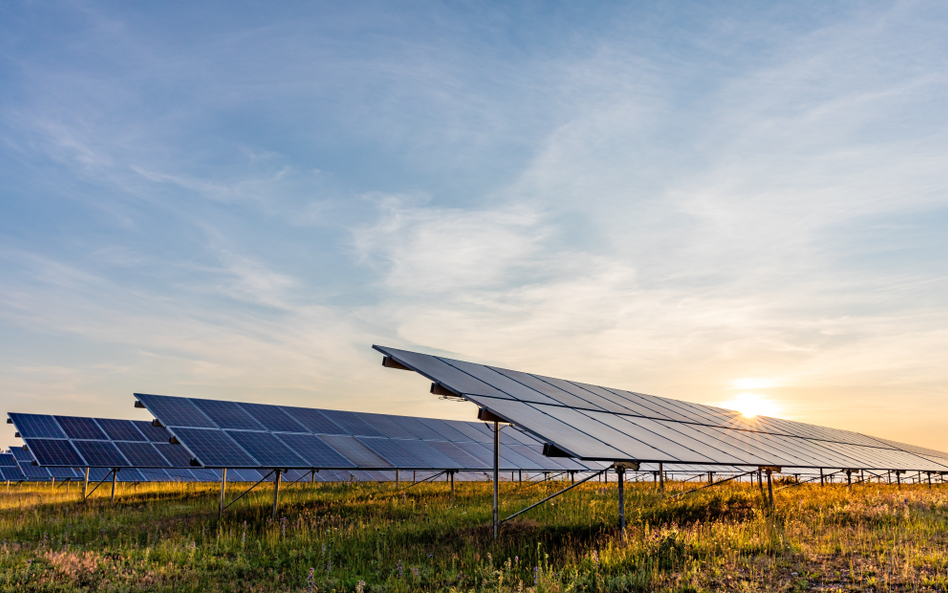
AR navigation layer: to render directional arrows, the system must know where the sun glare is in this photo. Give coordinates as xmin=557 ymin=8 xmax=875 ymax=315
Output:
xmin=721 ymin=393 xmax=781 ymax=418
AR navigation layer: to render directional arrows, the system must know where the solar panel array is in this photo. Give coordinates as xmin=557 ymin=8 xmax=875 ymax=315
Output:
xmin=374 ymin=345 xmax=948 ymax=473
xmin=8 ymin=413 xmax=201 ymax=470
xmin=135 ymin=393 xmax=603 ymax=472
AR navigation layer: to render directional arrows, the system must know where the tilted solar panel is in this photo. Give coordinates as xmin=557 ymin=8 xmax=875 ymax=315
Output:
xmin=374 ymin=345 xmax=948 ymax=473
xmin=8 ymin=413 xmax=67 ymax=439
xmin=55 ymin=416 xmax=108 ymax=440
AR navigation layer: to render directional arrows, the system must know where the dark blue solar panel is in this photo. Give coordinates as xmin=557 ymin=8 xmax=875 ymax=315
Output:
xmin=400 ymin=417 xmax=451 ymax=440
xmin=26 ymin=439 xmax=85 ymax=466
xmin=225 ymin=431 xmax=305 ymax=467
xmin=319 ymin=410 xmax=384 ymax=437
xmin=88 ymin=468 xmax=111 ymax=481
xmin=133 ymin=421 xmax=171 ymax=442
xmin=19 ymin=463 xmax=49 ymax=478
xmin=171 ymin=428 xmax=258 ymax=467
xmin=97 ymin=419 xmax=148 ymax=442
xmin=191 ymin=468 xmax=220 ymax=481
xmin=10 ymin=448 xmax=32 ymax=462
xmin=396 ymin=439 xmax=463 ymax=469
xmin=427 ymin=441 xmax=490 ymax=469
xmin=448 ymin=421 xmax=492 ymax=443
xmin=115 ymin=442 xmax=171 ymax=467
xmin=153 ymin=443 xmax=194 ymax=467
xmin=48 ymin=467 xmax=82 ymax=479
xmin=0 ymin=454 xmax=16 ymax=467
xmin=117 ymin=469 xmax=145 ymax=482
xmin=274 ymin=433 xmax=355 ymax=468
xmin=318 ymin=435 xmax=392 ymax=468
xmin=283 ymin=407 xmax=346 ymax=435
xmin=9 ymin=413 xmax=67 ymax=438
xmin=135 ymin=394 xmax=216 ymax=428
xmin=0 ymin=468 xmax=21 ymax=480
xmin=451 ymin=441 xmax=495 ymax=466
xmin=358 ymin=414 xmax=417 ymax=439
xmin=71 ymin=441 xmax=130 ymax=467
xmin=357 ymin=438 xmax=424 ymax=467
xmin=239 ymin=403 xmax=308 ymax=433
xmin=190 ymin=399 xmax=264 ymax=430
xmin=414 ymin=418 xmax=470 ymax=441
xmin=55 ymin=416 xmax=108 ymax=440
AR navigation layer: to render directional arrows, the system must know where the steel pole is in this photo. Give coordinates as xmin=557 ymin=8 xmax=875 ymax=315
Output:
xmin=820 ymin=468 xmax=824 ymax=486
xmin=219 ymin=468 xmax=227 ymax=519
xmin=493 ymin=421 xmax=499 ymax=540
xmin=617 ymin=466 xmax=626 ymax=531
xmin=272 ymin=470 xmax=282 ymax=519
xmin=82 ymin=467 xmax=89 ymax=500
xmin=110 ymin=469 xmax=117 ymax=503
xmin=766 ymin=470 xmax=774 ymax=507
xmin=659 ymin=462 xmax=665 ymax=494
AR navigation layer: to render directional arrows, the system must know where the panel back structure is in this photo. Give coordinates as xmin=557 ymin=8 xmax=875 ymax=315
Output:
xmin=134 ymin=393 xmax=598 ymax=473
xmin=374 ymin=345 xmax=948 ymax=473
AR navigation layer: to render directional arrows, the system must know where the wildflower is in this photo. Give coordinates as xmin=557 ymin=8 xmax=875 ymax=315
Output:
xmin=355 ymin=581 xmax=366 ymax=593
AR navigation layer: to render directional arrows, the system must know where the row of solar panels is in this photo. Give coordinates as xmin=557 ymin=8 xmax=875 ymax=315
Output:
xmin=374 ymin=346 xmax=948 ymax=473
xmin=9 ymin=399 xmax=607 ymax=472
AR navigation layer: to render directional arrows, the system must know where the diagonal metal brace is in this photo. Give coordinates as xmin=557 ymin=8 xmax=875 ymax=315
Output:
xmin=501 ymin=468 xmax=606 ymax=524
xmin=775 ymin=470 xmax=844 ymax=492
xmin=223 ymin=470 xmax=275 ymax=511
xmin=671 ymin=470 xmax=757 ymax=499
xmin=395 ymin=470 xmax=446 ymax=494
xmin=83 ymin=469 xmax=115 ymax=500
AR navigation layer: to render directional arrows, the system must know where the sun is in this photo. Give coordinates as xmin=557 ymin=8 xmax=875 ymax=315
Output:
xmin=720 ymin=392 xmax=781 ymax=418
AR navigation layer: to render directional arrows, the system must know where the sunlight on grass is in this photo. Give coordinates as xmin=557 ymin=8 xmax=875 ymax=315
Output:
xmin=0 ymin=477 xmax=944 ymax=591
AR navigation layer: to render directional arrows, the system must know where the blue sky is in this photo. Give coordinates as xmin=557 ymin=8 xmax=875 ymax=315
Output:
xmin=1 ymin=1 xmax=947 ymax=450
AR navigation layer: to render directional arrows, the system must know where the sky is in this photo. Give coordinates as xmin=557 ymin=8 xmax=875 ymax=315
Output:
xmin=1 ymin=1 xmax=946 ymax=452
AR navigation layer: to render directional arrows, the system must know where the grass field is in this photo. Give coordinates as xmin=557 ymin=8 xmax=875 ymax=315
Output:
xmin=0 ymin=475 xmax=945 ymax=592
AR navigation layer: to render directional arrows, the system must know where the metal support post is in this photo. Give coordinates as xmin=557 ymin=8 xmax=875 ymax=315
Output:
xmin=110 ymin=469 xmax=118 ymax=503
xmin=847 ymin=470 xmax=852 ymax=488
xmin=766 ymin=469 xmax=774 ymax=507
xmin=83 ymin=468 xmax=89 ymax=499
xmin=758 ymin=470 xmax=764 ymax=494
xmin=896 ymin=471 xmax=901 ymax=489
xmin=570 ymin=471 xmax=575 ymax=485
xmin=492 ymin=420 xmax=499 ymax=541
xmin=617 ymin=466 xmax=626 ymax=531
xmin=311 ymin=470 xmax=316 ymax=484
xmin=219 ymin=468 xmax=227 ymax=520
xmin=519 ymin=470 xmax=522 ymax=484
xmin=272 ymin=470 xmax=282 ymax=519
xmin=395 ymin=468 xmax=399 ymax=487
xmin=450 ymin=470 xmax=455 ymax=502
xmin=820 ymin=468 xmax=824 ymax=486
xmin=659 ymin=462 xmax=665 ymax=494
xmin=708 ymin=471 xmax=713 ymax=485
xmin=928 ymin=472 xmax=932 ymax=489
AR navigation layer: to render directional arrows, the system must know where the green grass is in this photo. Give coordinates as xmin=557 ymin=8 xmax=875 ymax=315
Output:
xmin=0 ymin=476 xmax=946 ymax=591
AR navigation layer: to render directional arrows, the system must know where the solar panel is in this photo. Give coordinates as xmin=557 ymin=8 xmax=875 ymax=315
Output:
xmin=239 ymin=402 xmax=308 ymax=433
xmin=71 ymin=441 xmax=130 ymax=467
xmin=374 ymin=345 xmax=948 ymax=473
xmin=152 ymin=443 xmax=194 ymax=467
xmin=358 ymin=414 xmax=418 ymax=440
xmin=225 ymin=431 xmax=306 ymax=467
xmin=8 ymin=413 xmax=67 ymax=438
xmin=358 ymin=437 xmax=425 ymax=467
xmin=273 ymin=433 xmax=355 ymax=468
xmin=26 ymin=439 xmax=85 ymax=466
xmin=282 ymin=407 xmax=346 ymax=435
xmin=170 ymin=428 xmax=258 ymax=467
xmin=319 ymin=410 xmax=385 ymax=438
xmin=55 ymin=416 xmax=108 ymax=440
xmin=134 ymin=394 xmax=216 ymax=428
xmin=97 ymin=419 xmax=148 ymax=442
xmin=318 ymin=435 xmax=392 ymax=468
xmin=133 ymin=421 xmax=170 ymax=442
xmin=0 ymin=453 xmax=16 ymax=467
xmin=191 ymin=399 xmax=265 ymax=430
xmin=115 ymin=442 xmax=171 ymax=468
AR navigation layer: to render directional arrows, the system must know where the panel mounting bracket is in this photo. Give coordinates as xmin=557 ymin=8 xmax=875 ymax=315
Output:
xmin=431 ymin=382 xmax=461 ymax=398
xmin=613 ymin=461 xmax=640 ymax=472
xmin=382 ymin=356 xmax=411 ymax=371
xmin=477 ymin=408 xmax=507 ymax=423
